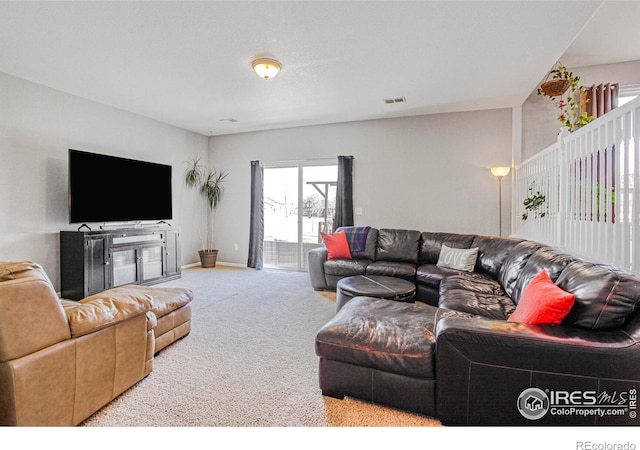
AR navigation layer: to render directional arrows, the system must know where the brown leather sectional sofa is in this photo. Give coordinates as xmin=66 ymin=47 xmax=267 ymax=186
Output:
xmin=0 ymin=261 xmax=192 ymax=426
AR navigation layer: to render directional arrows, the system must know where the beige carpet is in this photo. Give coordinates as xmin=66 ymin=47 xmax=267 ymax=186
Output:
xmin=81 ymin=265 xmax=442 ymax=428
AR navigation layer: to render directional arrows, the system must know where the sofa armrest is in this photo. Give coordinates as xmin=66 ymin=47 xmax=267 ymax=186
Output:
xmin=434 ymin=317 xmax=640 ymax=425
xmin=308 ymin=247 xmax=329 ymax=290
xmin=62 ymin=292 xmax=153 ymax=338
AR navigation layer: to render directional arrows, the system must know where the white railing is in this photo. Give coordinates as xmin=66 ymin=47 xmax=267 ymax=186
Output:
xmin=513 ymin=96 xmax=640 ymax=274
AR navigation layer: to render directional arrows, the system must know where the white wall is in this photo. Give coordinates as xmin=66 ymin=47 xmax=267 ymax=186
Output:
xmin=521 ymin=59 xmax=640 ymax=161
xmin=0 ymin=72 xmax=209 ymax=289
xmin=209 ymin=108 xmax=512 ymax=265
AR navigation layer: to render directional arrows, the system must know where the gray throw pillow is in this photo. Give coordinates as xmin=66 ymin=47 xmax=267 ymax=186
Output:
xmin=436 ymin=245 xmax=478 ymax=272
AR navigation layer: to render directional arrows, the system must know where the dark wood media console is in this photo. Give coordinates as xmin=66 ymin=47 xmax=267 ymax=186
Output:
xmin=60 ymin=226 xmax=181 ymax=300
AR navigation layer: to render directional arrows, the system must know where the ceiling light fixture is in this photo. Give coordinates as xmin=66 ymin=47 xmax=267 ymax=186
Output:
xmin=252 ymin=57 xmax=281 ymax=79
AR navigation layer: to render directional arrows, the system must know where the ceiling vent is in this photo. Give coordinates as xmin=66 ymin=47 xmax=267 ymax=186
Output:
xmin=384 ymin=97 xmax=406 ymax=104
xmin=219 ymin=118 xmax=239 ymax=123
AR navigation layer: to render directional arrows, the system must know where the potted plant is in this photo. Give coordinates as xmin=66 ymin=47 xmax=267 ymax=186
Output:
xmin=537 ymin=64 xmax=594 ymax=132
xmin=185 ymin=157 xmax=228 ymax=268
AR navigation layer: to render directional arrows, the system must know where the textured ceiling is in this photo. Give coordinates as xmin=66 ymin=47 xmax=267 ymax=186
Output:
xmin=1 ymin=1 xmax=635 ymax=136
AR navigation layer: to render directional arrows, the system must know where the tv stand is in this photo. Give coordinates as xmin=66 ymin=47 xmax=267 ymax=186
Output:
xmin=60 ymin=226 xmax=181 ymax=300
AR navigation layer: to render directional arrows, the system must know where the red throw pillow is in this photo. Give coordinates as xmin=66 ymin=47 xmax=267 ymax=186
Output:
xmin=508 ymin=270 xmax=576 ymax=325
xmin=321 ymin=231 xmax=352 ymax=260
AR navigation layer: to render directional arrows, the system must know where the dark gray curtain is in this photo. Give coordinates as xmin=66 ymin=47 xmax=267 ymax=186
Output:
xmin=334 ymin=155 xmax=354 ymax=231
xmin=247 ymin=160 xmax=264 ymax=269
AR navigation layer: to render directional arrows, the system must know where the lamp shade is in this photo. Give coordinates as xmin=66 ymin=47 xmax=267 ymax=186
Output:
xmin=491 ymin=166 xmax=511 ymax=178
xmin=252 ymin=58 xmax=281 ymax=79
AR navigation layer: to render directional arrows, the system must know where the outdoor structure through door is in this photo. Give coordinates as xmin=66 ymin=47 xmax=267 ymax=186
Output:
xmin=263 ymin=160 xmax=337 ymax=270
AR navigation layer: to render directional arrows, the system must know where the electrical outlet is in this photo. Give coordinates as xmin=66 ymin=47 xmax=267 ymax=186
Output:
xmin=355 ymin=207 xmax=363 ymax=215
xmin=234 ymin=243 xmax=239 ymax=251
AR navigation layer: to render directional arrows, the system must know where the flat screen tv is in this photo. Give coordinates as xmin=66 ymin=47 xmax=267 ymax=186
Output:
xmin=68 ymin=149 xmax=172 ymax=224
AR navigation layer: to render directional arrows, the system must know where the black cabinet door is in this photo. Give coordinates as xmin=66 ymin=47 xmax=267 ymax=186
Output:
xmin=86 ymin=236 xmax=109 ymax=296
xmin=165 ymin=229 xmax=181 ymax=278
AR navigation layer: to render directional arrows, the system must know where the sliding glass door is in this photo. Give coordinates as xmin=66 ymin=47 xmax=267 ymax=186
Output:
xmin=263 ymin=161 xmax=337 ymax=270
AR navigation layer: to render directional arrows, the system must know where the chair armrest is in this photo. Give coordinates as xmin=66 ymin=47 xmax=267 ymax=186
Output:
xmin=434 ymin=317 xmax=640 ymax=425
xmin=62 ymin=292 xmax=153 ymax=338
xmin=308 ymin=247 xmax=329 ymax=290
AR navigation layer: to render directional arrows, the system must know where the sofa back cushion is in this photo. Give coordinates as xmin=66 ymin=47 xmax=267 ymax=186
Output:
xmin=376 ymin=229 xmax=421 ymax=264
xmin=555 ymin=261 xmax=640 ymax=330
xmin=471 ymin=236 xmax=525 ymax=280
xmin=420 ymin=232 xmax=475 ymax=264
xmin=0 ymin=262 xmax=71 ymax=362
xmin=498 ymin=241 xmax=541 ymax=298
xmin=511 ymin=247 xmax=575 ymax=303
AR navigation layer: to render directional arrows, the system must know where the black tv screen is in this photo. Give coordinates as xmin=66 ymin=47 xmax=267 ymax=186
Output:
xmin=68 ymin=149 xmax=173 ymax=224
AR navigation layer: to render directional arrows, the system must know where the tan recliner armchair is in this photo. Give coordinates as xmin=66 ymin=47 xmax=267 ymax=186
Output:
xmin=0 ymin=261 xmax=156 ymax=426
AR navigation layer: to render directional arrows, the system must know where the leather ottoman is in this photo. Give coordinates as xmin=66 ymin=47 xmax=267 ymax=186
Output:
xmin=316 ymin=296 xmax=439 ymax=416
xmin=336 ymin=275 xmax=415 ymax=312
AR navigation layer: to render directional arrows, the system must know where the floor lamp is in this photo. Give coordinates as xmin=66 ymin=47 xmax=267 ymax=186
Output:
xmin=490 ymin=166 xmax=511 ymax=237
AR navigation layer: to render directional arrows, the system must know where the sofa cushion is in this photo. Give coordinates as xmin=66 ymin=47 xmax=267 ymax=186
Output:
xmin=324 ymin=258 xmax=371 ymax=277
xmin=437 ymin=245 xmax=478 ymax=272
xmin=376 ymin=229 xmax=421 ymax=264
xmin=556 ymin=261 xmax=640 ymax=330
xmin=438 ymin=272 xmax=514 ymax=319
xmin=508 ymin=270 xmax=575 ymax=325
xmin=511 ymin=247 xmax=575 ymax=304
xmin=419 ymin=232 xmax=476 ymax=264
xmin=498 ymin=241 xmax=542 ymax=298
xmin=63 ymin=292 xmax=153 ymax=338
xmin=321 ymin=231 xmax=352 ymax=260
xmin=440 ymin=272 xmax=506 ymax=297
xmin=365 ymin=261 xmax=417 ymax=281
xmin=472 ymin=236 xmax=524 ymax=279
xmin=439 ymin=289 xmax=516 ymax=320
xmin=416 ymin=264 xmax=460 ymax=289
xmin=99 ymin=285 xmax=193 ymax=319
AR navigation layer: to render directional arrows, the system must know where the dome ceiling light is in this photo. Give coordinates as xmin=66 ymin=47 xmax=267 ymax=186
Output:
xmin=252 ymin=57 xmax=281 ymax=79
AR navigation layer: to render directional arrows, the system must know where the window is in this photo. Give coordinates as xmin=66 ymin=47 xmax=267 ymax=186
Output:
xmin=619 ymin=84 xmax=640 ymax=106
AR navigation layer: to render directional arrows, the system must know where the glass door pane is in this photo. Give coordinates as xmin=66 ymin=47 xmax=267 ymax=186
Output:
xmin=302 ymin=165 xmax=338 ymax=270
xmin=112 ymin=248 xmax=138 ymax=287
xmin=263 ymin=167 xmax=299 ymax=269
xmin=142 ymin=245 xmax=164 ymax=281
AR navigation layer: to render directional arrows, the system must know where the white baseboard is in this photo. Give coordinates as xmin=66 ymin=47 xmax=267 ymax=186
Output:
xmin=216 ymin=261 xmax=248 ymax=268
xmin=182 ymin=261 xmax=248 ymax=269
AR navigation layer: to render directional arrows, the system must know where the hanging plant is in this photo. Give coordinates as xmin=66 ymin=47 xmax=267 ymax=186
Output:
xmin=537 ymin=64 xmax=594 ymax=132
xmin=522 ymin=186 xmax=546 ymax=221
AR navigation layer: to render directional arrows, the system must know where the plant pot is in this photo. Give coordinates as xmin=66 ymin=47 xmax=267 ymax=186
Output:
xmin=540 ymin=79 xmax=570 ymax=97
xmin=198 ymin=249 xmax=219 ymax=268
